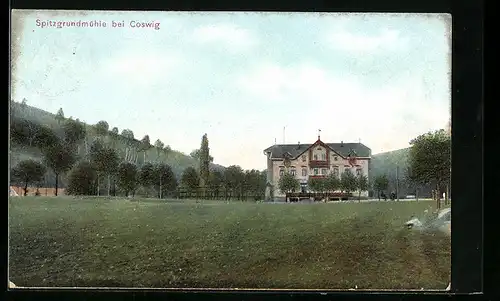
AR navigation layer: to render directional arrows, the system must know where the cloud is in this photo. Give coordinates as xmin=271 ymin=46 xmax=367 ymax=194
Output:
xmin=190 ymin=23 xmax=259 ymax=53
xmin=99 ymin=51 xmax=184 ymax=86
xmin=234 ymin=62 xmax=450 ymax=154
xmin=325 ymin=28 xmax=409 ymax=53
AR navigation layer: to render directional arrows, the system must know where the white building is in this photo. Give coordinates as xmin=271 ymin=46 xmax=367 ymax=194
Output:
xmin=263 ymin=135 xmax=371 ymax=200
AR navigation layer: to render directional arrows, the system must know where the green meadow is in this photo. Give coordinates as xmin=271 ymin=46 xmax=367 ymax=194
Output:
xmin=8 ymin=197 xmax=450 ymax=290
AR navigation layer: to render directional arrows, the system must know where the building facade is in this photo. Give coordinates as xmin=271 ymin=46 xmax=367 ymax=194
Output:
xmin=263 ymin=136 xmax=371 ymax=200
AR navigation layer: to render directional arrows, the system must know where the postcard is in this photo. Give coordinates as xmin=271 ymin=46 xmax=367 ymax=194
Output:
xmin=9 ymin=10 xmax=451 ymax=290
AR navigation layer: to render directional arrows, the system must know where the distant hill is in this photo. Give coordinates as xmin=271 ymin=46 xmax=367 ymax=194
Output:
xmin=370 ymin=148 xmax=432 ymax=198
xmin=9 ymin=100 xmax=225 ymax=188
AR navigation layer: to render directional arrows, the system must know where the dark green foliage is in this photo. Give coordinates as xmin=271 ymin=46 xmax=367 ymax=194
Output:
xmin=153 ymin=163 xmax=177 ymax=198
xmin=278 ymin=171 xmax=300 ymax=194
xmin=242 ymin=169 xmax=267 ymax=200
xmin=138 ymin=162 xmax=155 ymax=194
xmin=223 ymin=165 xmax=245 ymax=191
xmin=199 ymin=134 xmax=210 ymax=187
xmin=154 ymin=139 xmax=164 ymax=159
xmin=10 ymin=117 xmax=58 ymax=150
xmin=324 ymin=173 xmax=340 ymax=193
xmin=94 ymin=121 xmax=109 ymax=136
xmin=66 ymin=161 xmax=97 ymax=195
xmin=373 ymin=174 xmax=389 ymax=200
xmin=340 ymin=169 xmax=357 ymax=194
xmin=63 ymin=119 xmax=86 ymax=146
xmin=55 ymin=108 xmax=65 ymax=124
xmin=208 ymin=169 xmax=224 ymax=190
xmin=408 ymin=129 xmax=451 ymax=186
xmin=308 ymin=177 xmax=326 ymax=193
xmin=181 ymin=167 xmax=200 ymax=192
xmin=116 ymin=162 xmax=138 ymax=197
xmin=43 ymin=141 xmax=77 ymax=196
xmin=11 ymin=159 xmax=47 ymax=196
xmin=190 ymin=148 xmax=214 ymax=163
xmin=356 ymin=173 xmax=369 ymax=201
xmin=120 ymin=129 xmax=134 ymax=140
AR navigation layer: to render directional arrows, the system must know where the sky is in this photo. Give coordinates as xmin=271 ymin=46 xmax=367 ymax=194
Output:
xmin=11 ymin=10 xmax=451 ymax=170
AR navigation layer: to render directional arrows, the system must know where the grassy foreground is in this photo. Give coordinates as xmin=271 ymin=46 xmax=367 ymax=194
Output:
xmin=8 ymin=197 xmax=450 ymax=289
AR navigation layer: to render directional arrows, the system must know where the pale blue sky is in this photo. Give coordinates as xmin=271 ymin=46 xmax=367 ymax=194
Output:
xmin=11 ymin=11 xmax=451 ymax=170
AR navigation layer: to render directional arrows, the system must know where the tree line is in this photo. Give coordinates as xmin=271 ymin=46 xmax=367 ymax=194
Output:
xmin=10 ymin=105 xmax=266 ymax=200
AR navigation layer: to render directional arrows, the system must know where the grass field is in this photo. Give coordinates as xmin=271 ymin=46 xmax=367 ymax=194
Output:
xmin=8 ymin=197 xmax=450 ymax=290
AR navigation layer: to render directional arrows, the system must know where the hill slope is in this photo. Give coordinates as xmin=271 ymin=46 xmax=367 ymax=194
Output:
xmin=370 ymin=148 xmax=432 ymax=198
xmin=9 ymin=100 xmax=225 ymax=188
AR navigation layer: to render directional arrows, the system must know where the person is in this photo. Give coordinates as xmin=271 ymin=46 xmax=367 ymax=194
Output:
xmin=381 ymin=192 xmax=387 ymax=201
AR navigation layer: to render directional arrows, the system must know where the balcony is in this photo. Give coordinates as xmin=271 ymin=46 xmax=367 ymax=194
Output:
xmin=309 ymin=160 xmax=329 ymax=168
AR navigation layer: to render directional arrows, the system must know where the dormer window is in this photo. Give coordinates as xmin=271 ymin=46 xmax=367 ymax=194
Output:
xmin=321 ymin=154 xmax=326 ymax=160
xmin=302 ymin=155 xmax=306 ymax=162
xmin=313 ymin=154 xmax=318 ymax=160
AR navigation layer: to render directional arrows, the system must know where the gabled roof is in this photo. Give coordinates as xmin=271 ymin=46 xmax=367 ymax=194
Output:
xmin=264 ymin=142 xmax=371 ymax=159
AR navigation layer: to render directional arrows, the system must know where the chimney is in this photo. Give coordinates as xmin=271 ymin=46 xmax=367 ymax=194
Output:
xmin=297 ymin=141 xmax=301 ymax=149
xmin=341 ymin=141 xmax=344 ymax=147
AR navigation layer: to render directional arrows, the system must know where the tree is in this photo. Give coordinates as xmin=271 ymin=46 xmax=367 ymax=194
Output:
xmin=408 ymin=129 xmax=451 ymax=209
xmin=324 ymin=173 xmax=340 ymax=201
xmin=35 ymin=125 xmax=59 ymax=151
xmin=190 ymin=148 xmax=214 ymax=163
xmin=199 ymin=134 xmax=211 ymax=187
xmin=181 ymin=167 xmax=200 ymax=193
xmin=101 ymin=147 xmax=120 ymax=196
xmin=55 ymin=108 xmax=65 ymax=124
xmin=95 ymin=120 xmax=109 ymax=137
xmin=121 ymin=129 xmax=134 ymax=140
xmin=120 ymin=129 xmax=135 ymax=163
xmin=63 ymin=118 xmax=86 ymax=147
xmin=308 ymin=177 xmax=326 ymax=193
xmin=116 ymin=162 xmax=138 ymax=197
xmin=154 ymin=139 xmax=164 ymax=161
xmin=138 ymin=162 xmax=155 ymax=197
xmin=373 ymin=174 xmax=389 ymax=200
xmin=43 ymin=142 xmax=77 ymax=196
xmin=242 ymin=169 xmax=264 ymax=201
xmin=207 ymin=169 xmax=224 ymax=197
xmin=278 ymin=171 xmax=300 ymax=195
xmin=66 ymin=161 xmax=97 ymax=195
xmin=140 ymin=135 xmax=151 ymax=164
xmin=11 ymin=159 xmax=46 ymax=196
xmin=224 ymin=165 xmax=245 ymax=199
xmin=89 ymin=139 xmax=106 ymax=196
xmin=340 ymin=169 xmax=357 ymax=195
xmin=153 ymin=163 xmax=177 ymax=198
xmin=356 ymin=173 xmax=368 ymax=202
xmin=21 ymin=98 xmax=27 ymax=110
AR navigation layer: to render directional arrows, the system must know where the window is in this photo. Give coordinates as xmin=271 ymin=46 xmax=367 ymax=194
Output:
xmin=334 ymin=156 xmax=338 ymax=161
xmin=321 ymin=154 xmax=326 ymax=160
xmin=333 ymin=167 xmax=339 ymax=177
xmin=279 ymin=169 xmax=284 ymax=176
xmin=356 ymin=169 xmax=362 ymax=176
xmin=302 ymin=168 xmax=307 ymax=176
xmin=291 ymin=168 xmax=296 ymax=176
xmin=314 ymin=168 xmax=319 ymax=175
xmin=302 ymin=155 xmax=306 ymax=162
xmin=313 ymin=154 xmax=318 ymax=160
xmin=321 ymin=168 xmax=327 ymax=175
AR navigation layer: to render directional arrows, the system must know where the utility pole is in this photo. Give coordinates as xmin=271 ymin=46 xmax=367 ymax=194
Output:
xmin=396 ymin=164 xmax=399 ymax=201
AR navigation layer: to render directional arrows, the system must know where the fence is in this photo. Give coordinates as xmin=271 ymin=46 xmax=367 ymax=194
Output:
xmin=10 ymin=186 xmax=65 ymax=197
xmin=285 ymin=192 xmax=353 ymax=202
xmin=176 ymin=186 xmax=264 ymax=201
